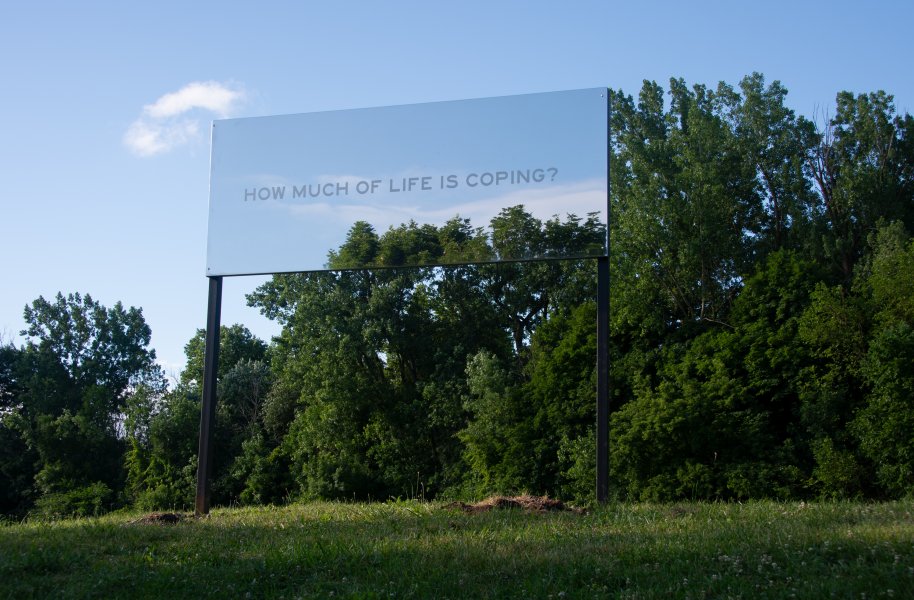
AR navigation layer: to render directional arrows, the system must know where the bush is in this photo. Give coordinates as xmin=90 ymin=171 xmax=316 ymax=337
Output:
xmin=32 ymin=482 xmax=112 ymax=519
xmin=810 ymin=438 xmax=864 ymax=499
xmin=556 ymin=430 xmax=596 ymax=505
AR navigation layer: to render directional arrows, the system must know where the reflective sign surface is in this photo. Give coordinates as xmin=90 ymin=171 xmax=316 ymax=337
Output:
xmin=206 ymin=88 xmax=608 ymax=276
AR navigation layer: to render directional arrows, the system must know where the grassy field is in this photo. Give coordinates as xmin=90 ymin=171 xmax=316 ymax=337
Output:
xmin=1 ymin=500 xmax=912 ymax=599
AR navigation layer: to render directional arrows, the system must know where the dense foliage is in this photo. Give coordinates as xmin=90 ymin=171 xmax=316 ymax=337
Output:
xmin=1 ymin=293 xmax=165 ymax=516
xmin=2 ymin=74 xmax=912 ymax=516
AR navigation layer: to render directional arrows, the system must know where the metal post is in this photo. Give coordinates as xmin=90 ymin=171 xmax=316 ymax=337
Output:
xmin=195 ymin=276 xmax=223 ymax=516
xmin=596 ymin=256 xmax=610 ymax=502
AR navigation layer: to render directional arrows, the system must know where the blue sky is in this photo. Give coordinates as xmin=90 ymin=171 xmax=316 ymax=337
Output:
xmin=2 ymin=0 xmax=912 ymax=380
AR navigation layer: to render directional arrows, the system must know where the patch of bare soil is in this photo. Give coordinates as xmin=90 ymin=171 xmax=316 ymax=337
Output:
xmin=128 ymin=512 xmax=187 ymax=525
xmin=445 ymin=495 xmax=584 ymax=514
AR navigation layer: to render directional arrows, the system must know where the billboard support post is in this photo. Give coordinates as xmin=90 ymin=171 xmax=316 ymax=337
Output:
xmin=195 ymin=276 xmax=222 ymax=516
xmin=596 ymin=255 xmax=610 ymax=502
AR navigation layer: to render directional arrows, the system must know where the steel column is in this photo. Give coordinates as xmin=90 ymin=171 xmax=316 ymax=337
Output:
xmin=596 ymin=256 xmax=610 ymax=502
xmin=195 ymin=276 xmax=223 ymax=516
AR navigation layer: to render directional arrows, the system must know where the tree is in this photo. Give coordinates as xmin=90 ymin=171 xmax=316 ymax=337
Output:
xmin=483 ymin=208 xmax=604 ymax=361
xmin=720 ymin=74 xmax=819 ymax=254
xmin=610 ymin=79 xmax=756 ymax=338
xmin=21 ymin=293 xmax=165 ymax=405
xmin=127 ymin=325 xmax=273 ymax=509
xmin=180 ymin=324 xmax=268 ymax=388
xmin=125 ymin=385 xmax=200 ymax=510
xmin=849 ymin=224 xmax=914 ymax=496
xmin=8 ymin=292 xmax=165 ymax=515
xmin=0 ymin=344 xmax=39 ymax=516
xmin=808 ymin=91 xmax=914 ymax=281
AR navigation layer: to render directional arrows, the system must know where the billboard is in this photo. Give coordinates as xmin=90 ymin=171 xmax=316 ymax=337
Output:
xmin=206 ymin=88 xmax=608 ymax=276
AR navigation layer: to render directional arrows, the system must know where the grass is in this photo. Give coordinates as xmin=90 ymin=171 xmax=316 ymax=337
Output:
xmin=1 ymin=500 xmax=913 ymax=599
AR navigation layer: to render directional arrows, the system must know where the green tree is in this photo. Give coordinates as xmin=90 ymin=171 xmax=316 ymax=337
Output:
xmin=180 ymin=324 xmax=268 ymax=387
xmin=849 ymin=224 xmax=914 ymax=496
xmin=483 ymin=208 xmax=603 ymax=361
xmin=720 ymin=73 xmax=819 ymax=254
xmin=610 ymin=79 xmax=756 ymax=339
xmin=127 ymin=325 xmax=272 ymax=509
xmin=126 ymin=385 xmax=200 ymax=510
xmin=0 ymin=344 xmax=39 ymax=516
xmin=458 ymin=350 xmax=531 ymax=495
xmin=610 ymin=251 xmax=822 ymax=501
xmin=10 ymin=293 xmax=165 ymax=514
xmin=21 ymin=293 xmax=164 ymax=404
xmin=808 ymin=91 xmax=914 ymax=281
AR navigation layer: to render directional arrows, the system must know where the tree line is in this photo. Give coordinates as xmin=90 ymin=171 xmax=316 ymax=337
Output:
xmin=2 ymin=73 xmax=913 ymax=517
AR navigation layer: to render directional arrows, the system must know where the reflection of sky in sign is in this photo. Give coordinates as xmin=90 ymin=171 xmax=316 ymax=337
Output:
xmin=207 ymin=88 xmax=607 ymax=275
xmin=274 ymin=178 xmax=605 ymax=233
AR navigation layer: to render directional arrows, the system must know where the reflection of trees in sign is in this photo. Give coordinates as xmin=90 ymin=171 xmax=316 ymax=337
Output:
xmin=326 ymin=205 xmax=606 ymax=270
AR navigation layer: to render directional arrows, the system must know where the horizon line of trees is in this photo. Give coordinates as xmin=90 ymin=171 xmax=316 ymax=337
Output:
xmin=2 ymin=73 xmax=913 ymax=518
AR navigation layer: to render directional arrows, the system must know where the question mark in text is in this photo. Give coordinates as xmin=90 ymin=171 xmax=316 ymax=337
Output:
xmin=547 ymin=167 xmax=558 ymax=181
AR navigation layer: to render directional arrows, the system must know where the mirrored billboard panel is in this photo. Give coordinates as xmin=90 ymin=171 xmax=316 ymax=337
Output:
xmin=206 ymin=88 xmax=608 ymax=276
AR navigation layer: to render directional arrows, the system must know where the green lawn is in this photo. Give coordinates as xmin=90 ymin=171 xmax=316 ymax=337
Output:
xmin=2 ymin=501 xmax=912 ymax=599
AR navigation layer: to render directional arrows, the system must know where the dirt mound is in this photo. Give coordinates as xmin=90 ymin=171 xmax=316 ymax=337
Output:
xmin=128 ymin=512 xmax=186 ymax=525
xmin=445 ymin=495 xmax=583 ymax=514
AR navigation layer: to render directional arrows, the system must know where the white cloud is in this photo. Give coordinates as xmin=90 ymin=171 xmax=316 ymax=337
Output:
xmin=143 ymin=81 xmax=244 ymax=119
xmin=124 ymin=81 xmax=245 ymax=157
